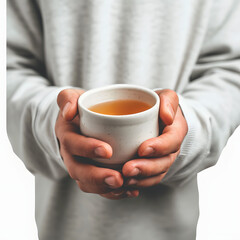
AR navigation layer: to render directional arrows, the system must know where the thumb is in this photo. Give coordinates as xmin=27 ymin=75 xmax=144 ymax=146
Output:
xmin=155 ymin=89 xmax=179 ymax=125
xmin=57 ymin=88 xmax=85 ymax=121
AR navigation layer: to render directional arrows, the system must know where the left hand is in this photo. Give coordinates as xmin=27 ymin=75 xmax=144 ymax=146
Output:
xmin=122 ymin=89 xmax=188 ymax=190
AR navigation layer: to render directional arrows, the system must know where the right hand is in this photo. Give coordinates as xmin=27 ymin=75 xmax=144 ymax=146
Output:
xmin=55 ymin=89 xmax=139 ymax=199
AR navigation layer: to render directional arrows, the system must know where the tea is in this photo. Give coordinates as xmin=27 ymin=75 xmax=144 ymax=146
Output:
xmin=88 ymin=99 xmax=152 ymax=115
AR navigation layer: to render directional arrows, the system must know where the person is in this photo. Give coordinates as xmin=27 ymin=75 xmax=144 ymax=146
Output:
xmin=7 ymin=0 xmax=240 ymax=239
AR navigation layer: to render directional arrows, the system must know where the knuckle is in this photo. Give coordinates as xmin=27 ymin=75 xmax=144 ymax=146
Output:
xmin=87 ymin=168 xmax=99 ymax=185
xmin=172 ymin=91 xmax=179 ymax=104
xmin=57 ymin=89 xmax=78 ymax=108
xmin=79 ymin=184 xmax=90 ymax=193
xmin=152 ymin=177 xmax=161 ymax=186
xmin=61 ymin=134 xmax=69 ymax=149
xmin=165 ymin=89 xmax=175 ymax=95
xmin=155 ymin=175 xmax=164 ymax=185
xmin=68 ymin=167 xmax=77 ymax=180
xmin=156 ymin=161 xmax=167 ymax=174
xmin=167 ymin=89 xmax=178 ymax=101
xmin=144 ymin=165 xmax=155 ymax=177
xmin=60 ymin=89 xmax=71 ymax=97
xmin=75 ymin=180 xmax=81 ymax=188
xmin=174 ymin=140 xmax=182 ymax=153
xmin=175 ymin=137 xmax=182 ymax=151
xmin=166 ymin=157 xmax=172 ymax=170
xmin=164 ymin=89 xmax=179 ymax=107
xmin=57 ymin=89 xmax=68 ymax=104
xmin=57 ymin=90 xmax=64 ymax=102
xmin=168 ymin=132 xmax=181 ymax=153
xmin=169 ymin=154 xmax=176 ymax=165
xmin=88 ymin=174 xmax=98 ymax=186
xmin=165 ymin=155 xmax=175 ymax=170
xmin=75 ymin=180 xmax=91 ymax=193
xmin=183 ymin=119 xmax=188 ymax=133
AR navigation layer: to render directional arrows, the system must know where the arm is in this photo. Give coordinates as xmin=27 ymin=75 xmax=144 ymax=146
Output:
xmin=7 ymin=1 xmax=173 ymax=198
xmin=123 ymin=1 xmax=240 ymax=187
xmin=163 ymin=1 xmax=240 ymax=186
xmin=7 ymin=0 xmax=126 ymax=196
xmin=7 ymin=1 xmax=134 ymax=195
xmin=7 ymin=0 xmax=67 ymax=179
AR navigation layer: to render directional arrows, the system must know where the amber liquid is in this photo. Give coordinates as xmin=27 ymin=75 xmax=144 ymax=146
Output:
xmin=88 ymin=99 xmax=152 ymax=115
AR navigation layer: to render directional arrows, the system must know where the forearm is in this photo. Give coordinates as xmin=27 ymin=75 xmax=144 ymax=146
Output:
xmin=7 ymin=68 xmax=68 ymax=179
xmin=7 ymin=0 xmax=68 ymax=179
xmin=162 ymin=68 xmax=240 ymax=186
xmin=161 ymin=2 xmax=240 ymax=186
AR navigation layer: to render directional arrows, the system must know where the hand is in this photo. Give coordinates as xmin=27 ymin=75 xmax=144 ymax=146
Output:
xmin=55 ymin=89 xmax=138 ymax=200
xmin=122 ymin=89 xmax=188 ymax=188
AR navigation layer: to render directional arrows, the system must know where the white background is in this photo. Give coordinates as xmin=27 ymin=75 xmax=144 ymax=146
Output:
xmin=1 ymin=1 xmax=240 ymax=239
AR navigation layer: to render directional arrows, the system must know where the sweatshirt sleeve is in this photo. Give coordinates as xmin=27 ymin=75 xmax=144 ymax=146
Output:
xmin=161 ymin=1 xmax=240 ymax=187
xmin=7 ymin=0 xmax=68 ymax=179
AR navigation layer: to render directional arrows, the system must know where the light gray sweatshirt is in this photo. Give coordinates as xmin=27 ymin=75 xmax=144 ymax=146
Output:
xmin=7 ymin=0 xmax=240 ymax=239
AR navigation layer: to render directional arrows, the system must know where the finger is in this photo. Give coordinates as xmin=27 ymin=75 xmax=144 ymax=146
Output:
xmin=60 ymin=129 xmax=112 ymax=159
xmin=138 ymin=131 xmax=180 ymax=157
xmin=63 ymin=153 xmax=123 ymax=194
xmin=125 ymin=172 xmax=167 ymax=188
xmin=155 ymin=89 xmax=179 ymax=125
xmin=122 ymin=154 xmax=177 ymax=178
xmin=138 ymin=107 xmax=187 ymax=157
xmin=56 ymin=113 xmax=113 ymax=159
xmin=100 ymin=189 xmax=140 ymax=200
xmin=57 ymin=88 xmax=85 ymax=121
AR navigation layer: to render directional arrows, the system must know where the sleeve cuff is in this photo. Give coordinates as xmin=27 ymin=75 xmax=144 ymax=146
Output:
xmin=160 ymin=94 xmax=211 ymax=186
xmin=34 ymin=86 xmax=70 ymax=174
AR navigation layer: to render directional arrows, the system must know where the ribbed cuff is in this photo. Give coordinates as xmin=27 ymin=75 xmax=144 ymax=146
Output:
xmin=49 ymin=88 xmax=69 ymax=172
xmin=35 ymin=86 xmax=71 ymax=174
xmin=177 ymin=94 xmax=197 ymax=157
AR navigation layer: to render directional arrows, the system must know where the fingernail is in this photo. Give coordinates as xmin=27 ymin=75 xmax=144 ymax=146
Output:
xmin=129 ymin=168 xmax=140 ymax=177
xmin=140 ymin=147 xmax=154 ymax=157
xmin=126 ymin=191 xmax=135 ymax=198
xmin=104 ymin=176 xmax=118 ymax=189
xmin=127 ymin=178 xmax=137 ymax=185
xmin=94 ymin=146 xmax=106 ymax=158
xmin=112 ymin=190 xmax=125 ymax=196
xmin=62 ymin=102 xmax=71 ymax=119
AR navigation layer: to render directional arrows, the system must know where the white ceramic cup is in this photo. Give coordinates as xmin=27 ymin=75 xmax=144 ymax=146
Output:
xmin=78 ymin=84 xmax=160 ymax=168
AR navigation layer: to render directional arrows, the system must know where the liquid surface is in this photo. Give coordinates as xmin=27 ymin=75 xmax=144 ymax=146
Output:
xmin=88 ymin=99 xmax=152 ymax=115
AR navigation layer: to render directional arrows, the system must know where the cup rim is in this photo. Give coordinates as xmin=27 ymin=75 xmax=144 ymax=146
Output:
xmin=78 ymin=84 xmax=160 ymax=120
